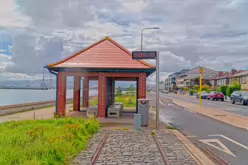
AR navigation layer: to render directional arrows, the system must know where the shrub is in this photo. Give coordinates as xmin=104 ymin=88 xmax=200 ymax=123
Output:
xmin=193 ymin=85 xmax=199 ymax=90
xmin=202 ymin=85 xmax=210 ymax=93
xmin=226 ymin=84 xmax=241 ymax=97
xmin=218 ymin=86 xmax=228 ymax=95
xmin=184 ymin=86 xmax=189 ymax=91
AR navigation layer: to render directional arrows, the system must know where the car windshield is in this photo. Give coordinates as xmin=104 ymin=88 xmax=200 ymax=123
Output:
xmin=216 ymin=92 xmax=223 ymax=94
xmin=241 ymin=92 xmax=248 ymax=96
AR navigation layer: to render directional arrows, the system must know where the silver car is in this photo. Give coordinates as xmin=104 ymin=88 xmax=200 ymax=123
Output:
xmin=196 ymin=91 xmax=209 ymax=99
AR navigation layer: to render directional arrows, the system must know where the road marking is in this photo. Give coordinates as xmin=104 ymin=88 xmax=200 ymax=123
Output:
xmin=186 ymin=135 xmax=197 ymax=138
xmin=199 ymin=139 xmax=236 ymax=157
xmin=225 ymin=108 xmax=240 ymax=111
xmin=183 ymin=108 xmax=196 ymax=113
xmin=159 ymin=100 xmax=167 ymax=107
xmin=209 ymin=134 xmax=248 ymax=150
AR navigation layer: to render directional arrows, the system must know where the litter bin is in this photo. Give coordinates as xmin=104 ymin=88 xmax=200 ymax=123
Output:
xmin=137 ymin=99 xmax=150 ymax=126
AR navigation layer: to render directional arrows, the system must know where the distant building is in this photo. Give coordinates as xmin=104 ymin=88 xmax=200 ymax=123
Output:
xmin=183 ymin=66 xmax=218 ymax=87
xmin=230 ymin=70 xmax=248 ymax=91
xmin=210 ymin=69 xmax=239 ymax=87
xmin=175 ymin=67 xmax=218 ymax=89
xmin=164 ymin=69 xmax=189 ymax=91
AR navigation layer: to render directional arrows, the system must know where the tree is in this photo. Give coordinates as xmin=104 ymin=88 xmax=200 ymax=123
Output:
xmin=116 ymin=87 xmax=123 ymax=97
xmin=129 ymin=84 xmax=136 ymax=96
xmin=192 ymin=77 xmax=200 ymax=86
xmin=203 ymin=79 xmax=211 ymax=86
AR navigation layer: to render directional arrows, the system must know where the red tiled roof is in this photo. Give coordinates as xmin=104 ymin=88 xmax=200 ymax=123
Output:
xmin=231 ymin=70 xmax=247 ymax=78
xmin=211 ymin=70 xmax=245 ymax=80
xmin=48 ymin=37 xmax=155 ymax=69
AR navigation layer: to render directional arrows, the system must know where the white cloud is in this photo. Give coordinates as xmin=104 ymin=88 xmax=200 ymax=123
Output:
xmin=0 ymin=0 xmax=28 ymax=27
xmin=1 ymin=0 xmax=248 ymax=82
xmin=0 ymin=53 xmax=13 ymax=72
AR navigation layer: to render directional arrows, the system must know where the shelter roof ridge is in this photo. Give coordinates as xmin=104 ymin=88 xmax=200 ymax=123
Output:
xmin=48 ymin=37 xmax=155 ymax=69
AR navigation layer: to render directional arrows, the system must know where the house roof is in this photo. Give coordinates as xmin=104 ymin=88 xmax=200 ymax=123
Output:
xmin=215 ymin=72 xmax=231 ymax=80
xmin=184 ymin=74 xmax=214 ymax=80
xmin=231 ymin=70 xmax=248 ymax=77
xmin=186 ymin=66 xmax=218 ymax=75
xmin=47 ymin=37 xmax=155 ymax=70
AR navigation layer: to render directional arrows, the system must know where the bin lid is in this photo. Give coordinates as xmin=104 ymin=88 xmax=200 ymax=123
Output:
xmin=138 ymin=98 xmax=151 ymax=101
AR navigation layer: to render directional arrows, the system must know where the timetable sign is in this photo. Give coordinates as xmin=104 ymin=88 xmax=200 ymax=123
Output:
xmin=132 ymin=51 xmax=157 ymax=59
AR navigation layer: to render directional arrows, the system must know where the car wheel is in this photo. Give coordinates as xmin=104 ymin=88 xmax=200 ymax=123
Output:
xmin=221 ymin=98 xmax=224 ymax=102
xmin=241 ymin=99 xmax=246 ymax=105
xmin=207 ymin=98 xmax=210 ymax=100
xmin=231 ymin=98 xmax=235 ymax=104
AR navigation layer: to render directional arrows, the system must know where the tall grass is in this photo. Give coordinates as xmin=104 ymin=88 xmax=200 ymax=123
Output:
xmin=0 ymin=117 xmax=99 ymax=165
xmin=115 ymin=95 xmax=136 ymax=107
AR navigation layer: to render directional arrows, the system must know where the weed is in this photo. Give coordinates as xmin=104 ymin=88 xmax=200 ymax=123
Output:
xmin=167 ymin=125 xmax=177 ymax=130
xmin=151 ymin=132 xmax=156 ymax=135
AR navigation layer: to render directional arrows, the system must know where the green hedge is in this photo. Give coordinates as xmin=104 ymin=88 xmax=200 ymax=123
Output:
xmin=218 ymin=86 xmax=228 ymax=95
xmin=226 ymin=85 xmax=241 ymax=97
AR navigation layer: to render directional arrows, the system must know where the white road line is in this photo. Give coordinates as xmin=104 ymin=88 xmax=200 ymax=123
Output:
xmin=159 ymin=100 xmax=167 ymax=107
xmin=225 ymin=108 xmax=241 ymax=111
xmin=199 ymin=139 xmax=236 ymax=157
xmin=208 ymin=134 xmax=248 ymax=150
xmin=186 ymin=135 xmax=197 ymax=138
xmin=183 ymin=108 xmax=196 ymax=113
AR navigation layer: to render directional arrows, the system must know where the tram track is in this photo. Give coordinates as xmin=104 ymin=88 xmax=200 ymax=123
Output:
xmin=90 ymin=131 xmax=171 ymax=165
xmin=90 ymin=133 xmax=109 ymax=165
xmin=152 ymin=133 xmax=170 ymax=165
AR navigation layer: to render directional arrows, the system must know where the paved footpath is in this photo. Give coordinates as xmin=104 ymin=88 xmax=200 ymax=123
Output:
xmin=0 ymin=104 xmax=72 ymax=123
xmin=72 ymin=129 xmax=200 ymax=165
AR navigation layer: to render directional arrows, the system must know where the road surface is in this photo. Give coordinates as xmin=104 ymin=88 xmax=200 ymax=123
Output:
xmin=164 ymin=93 xmax=248 ymax=117
xmin=150 ymin=93 xmax=248 ymax=165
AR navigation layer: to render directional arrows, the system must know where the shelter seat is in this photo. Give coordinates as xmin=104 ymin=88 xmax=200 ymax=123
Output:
xmin=113 ymin=102 xmax=124 ymax=114
xmin=87 ymin=107 xmax=98 ymax=117
xmin=108 ymin=104 xmax=122 ymax=118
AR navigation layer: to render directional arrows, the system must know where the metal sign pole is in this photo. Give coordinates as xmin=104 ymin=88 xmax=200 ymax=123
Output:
xmin=156 ymin=51 xmax=160 ymax=130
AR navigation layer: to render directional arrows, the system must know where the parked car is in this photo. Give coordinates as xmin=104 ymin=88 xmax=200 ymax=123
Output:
xmin=196 ymin=91 xmax=209 ymax=99
xmin=231 ymin=91 xmax=248 ymax=105
xmin=207 ymin=91 xmax=224 ymax=101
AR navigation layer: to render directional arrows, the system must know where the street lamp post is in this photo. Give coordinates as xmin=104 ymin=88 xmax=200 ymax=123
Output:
xmin=141 ymin=27 xmax=160 ymax=51
xmin=140 ymin=27 xmax=160 ymax=129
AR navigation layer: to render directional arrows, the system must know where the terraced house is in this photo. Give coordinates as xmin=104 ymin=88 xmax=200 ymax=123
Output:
xmin=230 ymin=70 xmax=248 ymax=91
xmin=210 ymin=69 xmax=238 ymax=87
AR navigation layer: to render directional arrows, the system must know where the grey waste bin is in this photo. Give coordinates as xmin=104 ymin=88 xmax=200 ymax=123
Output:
xmin=137 ymin=99 xmax=150 ymax=126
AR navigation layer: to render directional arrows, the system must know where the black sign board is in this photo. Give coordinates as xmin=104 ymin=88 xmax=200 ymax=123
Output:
xmin=132 ymin=51 xmax=157 ymax=59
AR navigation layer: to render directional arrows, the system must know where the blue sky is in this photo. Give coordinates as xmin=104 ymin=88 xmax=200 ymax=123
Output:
xmin=0 ymin=0 xmax=248 ymax=83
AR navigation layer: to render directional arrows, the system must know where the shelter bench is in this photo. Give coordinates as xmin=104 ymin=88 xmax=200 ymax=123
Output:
xmin=107 ymin=103 xmax=123 ymax=118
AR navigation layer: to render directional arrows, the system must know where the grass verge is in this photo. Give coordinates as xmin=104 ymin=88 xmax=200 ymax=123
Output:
xmin=115 ymin=95 xmax=136 ymax=107
xmin=81 ymin=95 xmax=137 ymax=108
xmin=0 ymin=117 xmax=99 ymax=165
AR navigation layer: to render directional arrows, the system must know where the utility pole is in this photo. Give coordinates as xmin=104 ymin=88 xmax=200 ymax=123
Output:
xmin=199 ymin=67 xmax=204 ymax=108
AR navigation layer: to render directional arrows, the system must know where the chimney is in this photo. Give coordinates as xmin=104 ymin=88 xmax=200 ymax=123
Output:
xmin=218 ymin=72 xmax=223 ymax=77
xmin=231 ymin=69 xmax=237 ymax=75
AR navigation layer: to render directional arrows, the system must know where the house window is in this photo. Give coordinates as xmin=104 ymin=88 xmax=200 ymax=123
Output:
xmin=242 ymin=76 xmax=246 ymax=84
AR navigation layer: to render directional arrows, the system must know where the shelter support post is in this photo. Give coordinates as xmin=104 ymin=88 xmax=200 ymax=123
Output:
xmin=98 ymin=73 xmax=107 ymax=117
xmin=57 ymin=72 xmax=67 ymax=116
xmin=112 ymin=79 xmax=115 ymax=104
xmin=73 ymin=76 xmax=81 ymax=111
xmin=138 ymin=73 xmax=147 ymax=99
xmin=83 ymin=77 xmax=89 ymax=107
xmin=108 ymin=78 xmax=113 ymax=106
